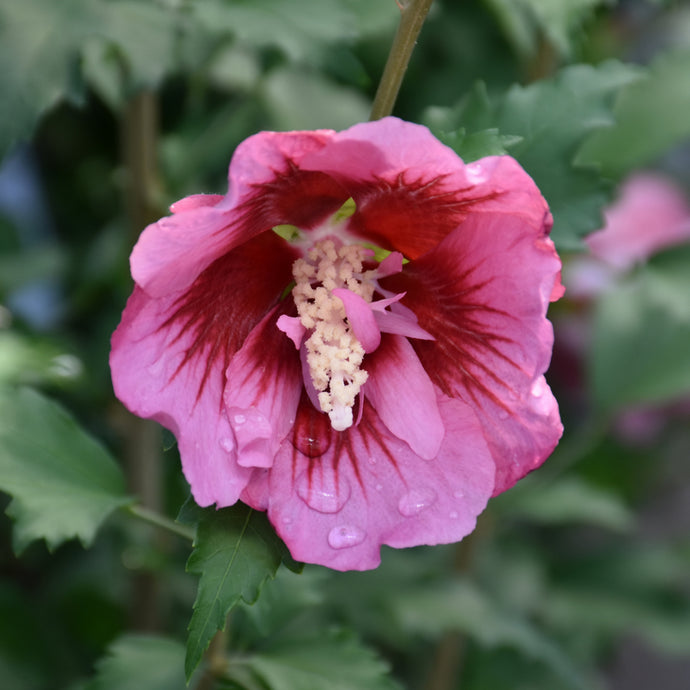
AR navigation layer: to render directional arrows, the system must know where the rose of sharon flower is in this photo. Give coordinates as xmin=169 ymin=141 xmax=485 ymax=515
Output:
xmin=566 ymin=173 xmax=690 ymax=298
xmin=111 ymin=117 xmax=563 ymax=570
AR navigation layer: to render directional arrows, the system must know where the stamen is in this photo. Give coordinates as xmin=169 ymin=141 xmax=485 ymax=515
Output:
xmin=291 ymin=239 xmax=378 ymax=431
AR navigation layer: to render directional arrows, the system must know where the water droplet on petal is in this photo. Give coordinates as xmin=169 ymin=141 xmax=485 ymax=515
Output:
xmin=375 ymin=483 xmax=383 ymax=492
xmin=449 ymin=511 xmax=459 ymax=519
xmin=453 ymin=490 xmax=464 ymax=499
xmin=291 ymin=406 xmax=332 ymax=457
xmin=398 ymin=487 xmax=438 ymax=517
xmin=233 ymin=413 xmax=246 ymax=425
xmin=219 ymin=437 xmax=235 ymax=453
xmin=531 ymin=380 xmax=545 ymax=398
xmin=297 ymin=469 xmax=351 ymax=514
xmin=328 ymin=524 xmax=366 ymax=549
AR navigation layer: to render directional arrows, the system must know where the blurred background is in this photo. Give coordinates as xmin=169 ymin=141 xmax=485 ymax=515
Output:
xmin=1 ymin=0 xmax=689 ymax=688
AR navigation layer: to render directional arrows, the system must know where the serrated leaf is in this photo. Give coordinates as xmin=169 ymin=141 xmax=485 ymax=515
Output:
xmin=0 ymin=386 xmax=130 ymax=552
xmin=577 ymin=50 xmax=690 ymax=175
xmin=495 ymin=61 xmax=642 ymax=249
xmin=83 ymin=635 xmax=190 ymax=690
xmin=185 ymin=502 xmax=297 ymax=680
xmin=495 ymin=476 xmax=634 ymax=531
xmin=438 ymin=128 xmax=523 ymax=162
xmin=235 ymin=629 xmax=401 ymax=690
xmin=590 ymin=244 xmax=690 ymax=412
xmin=425 ymin=63 xmax=643 ymax=250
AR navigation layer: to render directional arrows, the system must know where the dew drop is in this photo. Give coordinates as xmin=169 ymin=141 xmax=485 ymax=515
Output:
xmin=367 ymin=456 xmax=377 ymax=465
xmin=453 ymin=490 xmax=464 ymax=499
xmin=375 ymin=483 xmax=383 ymax=492
xmin=291 ymin=406 xmax=332 ymax=457
xmin=297 ymin=469 xmax=351 ymax=514
xmin=233 ymin=413 xmax=246 ymax=425
xmin=449 ymin=511 xmax=459 ymax=519
xmin=398 ymin=487 xmax=438 ymax=517
xmin=465 ymin=161 xmax=488 ymax=184
xmin=328 ymin=524 xmax=366 ymax=549
xmin=219 ymin=437 xmax=235 ymax=453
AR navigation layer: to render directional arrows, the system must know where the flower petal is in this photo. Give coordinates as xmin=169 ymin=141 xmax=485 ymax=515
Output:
xmin=223 ymin=309 xmax=302 ymax=469
xmin=110 ymin=287 xmax=252 ymax=506
xmin=276 ymin=314 xmax=307 ymax=350
xmin=331 ymin=287 xmax=380 ymax=352
xmin=110 ymin=231 xmax=297 ymax=506
xmin=365 ymin=333 xmax=444 ymax=459
xmin=384 ymin=209 xmax=563 ymax=494
xmin=301 ymin=117 xmax=549 ymax=260
xmin=133 ymin=129 xmax=349 ymax=298
xmin=265 ymin=397 xmax=494 ymax=571
xmin=586 ymin=172 xmax=690 ymax=270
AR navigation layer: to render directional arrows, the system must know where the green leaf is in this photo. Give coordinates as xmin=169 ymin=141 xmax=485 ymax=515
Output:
xmin=0 ymin=386 xmax=130 ymax=552
xmin=234 ymin=629 xmax=401 ymax=690
xmin=590 ymin=244 xmax=690 ymax=412
xmin=0 ymin=332 xmax=83 ymax=387
xmin=546 ymin=587 xmax=690 ymax=655
xmin=191 ymin=0 xmax=358 ymax=61
xmin=425 ymin=62 xmax=642 ymax=250
xmin=577 ymin=50 xmax=690 ymax=175
xmin=495 ymin=476 xmax=634 ymax=531
xmin=83 ymin=635 xmax=191 ymax=690
xmin=486 ymin=0 xmax=608 ymax=58
xmin=0 ymin=0 xmax=179 ymax=158
xmin=261 ymin=66 xmax=370 ymax=131
xmin=437 ymin=128 xmax=523 ymax=162
xmin=495 ymin=61 xmax=642 ymax=249
xmin=185 ymin=502 xmax=298 ymax=680
xmin=392 ymin=579 xmax=594 ymax=690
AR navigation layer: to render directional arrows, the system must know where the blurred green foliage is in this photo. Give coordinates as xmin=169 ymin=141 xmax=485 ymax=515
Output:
xmin=1 ymin=0 xmax=690 ymax=689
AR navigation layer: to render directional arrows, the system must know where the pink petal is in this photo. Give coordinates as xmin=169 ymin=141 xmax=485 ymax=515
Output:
xmin=276 ymin=314 xmax=307 ymax=350
xmin=110 ymin=287 xmax=252 ymax=507
xmin=266 ymin=397 xmax=495 ymax=571
xmin=223 ymin=309 xmax=302 ymax=469
xmin=170 ymin=194 xmax=224 ymax=213
xmin=133 ymin=129 xmax=348 ymax=298
xmin=331 ymin=288 xmax=380 ymax=352
xmin=300 ymin=117 xmax=549 ymax=260
xmin=373 ymin=312 xmax=434 ymax=340
xmin=110 ymin=232 xmax=298 ymax=506
xmin=375 ymin=251 xmax=404 ymax=277
xmin=383 ymin=208 xmax=563 ymax=495
xmin=364 ymin=334 xmax=444 ymax=460
xmin=587 ymin=173 xmax=690 ymax=270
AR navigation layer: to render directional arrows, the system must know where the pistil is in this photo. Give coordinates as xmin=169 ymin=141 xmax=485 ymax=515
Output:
xmin=291 ymin=239 xmax=378 ymax=431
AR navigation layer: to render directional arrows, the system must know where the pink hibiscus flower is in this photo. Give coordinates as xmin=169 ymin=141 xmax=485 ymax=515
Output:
xmin=566 ymin=173 xmax=690 ymax=298
xmin=110 ymin=117 xmax=563 ymax=571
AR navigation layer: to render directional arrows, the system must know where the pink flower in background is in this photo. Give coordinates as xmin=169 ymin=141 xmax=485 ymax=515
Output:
xmin=566 ymin=173 xmax=690 ymax=297
xmin=110 ymin=117 xmax=563 ymax=570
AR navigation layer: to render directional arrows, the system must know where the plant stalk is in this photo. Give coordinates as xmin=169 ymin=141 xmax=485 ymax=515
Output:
xmin=126 ymin=503 xmax=196 ymax=542
xmin=369 ymin=0 xmax=435 ymax=120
